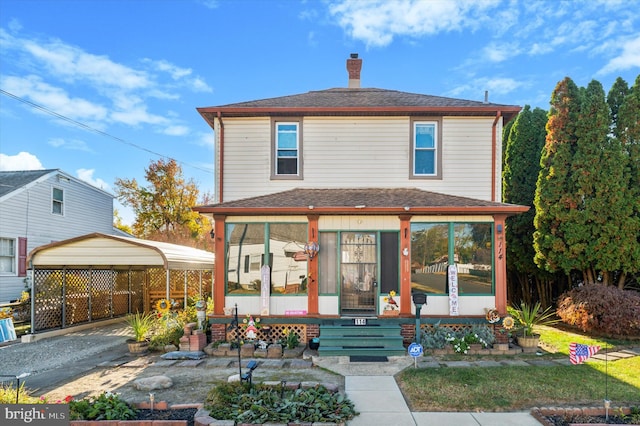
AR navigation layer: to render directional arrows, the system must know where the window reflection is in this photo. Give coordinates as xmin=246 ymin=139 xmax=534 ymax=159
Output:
xmin=410 ymin=223 xmax=449 ymax=294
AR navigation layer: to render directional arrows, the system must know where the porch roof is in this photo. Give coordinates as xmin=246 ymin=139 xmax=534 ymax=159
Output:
xmin=28 ymin=233 xmax=215 ymax=270
xmin=194 ymin=188 xmax=529 ymax=216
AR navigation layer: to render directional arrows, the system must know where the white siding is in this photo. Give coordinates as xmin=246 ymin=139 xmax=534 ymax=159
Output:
xmin=220 ymin=116 xmax=499 ymax=202
xmin=0 ymin=174 xmax=114 ymax=302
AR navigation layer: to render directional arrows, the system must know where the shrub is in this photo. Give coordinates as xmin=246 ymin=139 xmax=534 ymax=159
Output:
xmin=556 ymin=284 xmax=640 ymax=336
xmin=421 ymin=323 xmax=495 ymax=352
xmin=0 ymin=383 xmax=41 ymax=404
xmin=205 ymin=382 xmax=357 ymax=424
xmin=421 ymin=322 xmax=451 ymax=349
xmin=69 ymin=391 xmax=137 ymax=420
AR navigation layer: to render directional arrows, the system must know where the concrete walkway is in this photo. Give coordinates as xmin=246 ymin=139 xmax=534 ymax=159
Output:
xmin=313 ymin=355 xmax=544 ymax=426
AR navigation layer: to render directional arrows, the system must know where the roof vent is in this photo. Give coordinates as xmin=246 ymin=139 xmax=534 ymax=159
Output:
xmin=347 ymin=54 xmax=362 ymax=88
xmin=484 ymin=90 xmax=489 ymax=104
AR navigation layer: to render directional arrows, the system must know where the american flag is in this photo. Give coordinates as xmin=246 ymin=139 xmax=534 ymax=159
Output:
xmin=569 ymin=343 xmax=601 ymax=365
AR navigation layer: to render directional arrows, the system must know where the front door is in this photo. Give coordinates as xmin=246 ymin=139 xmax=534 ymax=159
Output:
xmin=340 ymin=232 xmax=377 ymax=316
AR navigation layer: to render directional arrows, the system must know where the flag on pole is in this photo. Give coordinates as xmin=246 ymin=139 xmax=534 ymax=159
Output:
xmin=569 ymin=343 xmax=601 ymax=364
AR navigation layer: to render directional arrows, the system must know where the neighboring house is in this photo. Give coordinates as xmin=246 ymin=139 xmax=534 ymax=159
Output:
xmin=195 ymin=55 xmax=527 ymax=352
xmin=0 ymin=169 xmax=115 ymax=303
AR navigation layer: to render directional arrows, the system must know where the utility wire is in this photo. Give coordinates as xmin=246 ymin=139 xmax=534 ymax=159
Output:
xmin=0 ymin=89 xmax=214 ymax=175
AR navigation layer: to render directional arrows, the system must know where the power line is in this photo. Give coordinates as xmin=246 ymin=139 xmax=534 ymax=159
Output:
xmin=0 ymin=89 xmax=214 ymax=175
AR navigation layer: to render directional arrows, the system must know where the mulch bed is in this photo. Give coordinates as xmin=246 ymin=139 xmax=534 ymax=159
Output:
xmin=135 ymin=407 xmax=197 ymax=426
xmin=542 ymin=414 xmax=635 ymax=425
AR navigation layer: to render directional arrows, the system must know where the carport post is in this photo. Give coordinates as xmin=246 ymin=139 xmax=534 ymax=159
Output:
xmin=165 ymin=270 xmax=170 ymax=302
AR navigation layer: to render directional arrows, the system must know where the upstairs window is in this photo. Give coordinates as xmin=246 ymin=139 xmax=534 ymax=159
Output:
xmin=413 ymin=122 xmax=436 ymax=175
xmin=52 ymin=187 xmax=64 ymax=215
xmin=272 ymin=119 xmax=303 ymax=179
xmin=411 ymin=118 xmax=441 ymax=179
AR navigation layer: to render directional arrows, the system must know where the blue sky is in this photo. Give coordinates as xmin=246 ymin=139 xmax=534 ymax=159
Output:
xmin=1 ymin=0 xmax=639 ymax=224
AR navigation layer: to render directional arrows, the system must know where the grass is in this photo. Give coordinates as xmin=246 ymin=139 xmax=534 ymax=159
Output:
xmin=397 ymin=325 xmax=640 ymax=411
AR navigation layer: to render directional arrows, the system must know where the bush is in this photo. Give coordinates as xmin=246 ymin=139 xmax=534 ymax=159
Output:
xmin=205 ymin=382 xmax=357 ymax=424
xmin=556 ymin=284 xmax=640 ymax=336
xmin=69 ymin=391 xmax=137 ymax=420
xmin=421 ymin=323 xmax=495 ymax=352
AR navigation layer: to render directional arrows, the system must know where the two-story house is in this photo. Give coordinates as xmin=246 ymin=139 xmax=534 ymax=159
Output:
xmin=0 ymin=169 xmax=115 ymax=303
xmin=195 ymin=55 xmax=527 ymax=354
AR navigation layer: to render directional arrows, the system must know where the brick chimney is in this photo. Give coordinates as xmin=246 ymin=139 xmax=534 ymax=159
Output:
xmin=346 ymin=53 xmax=362 ymax=88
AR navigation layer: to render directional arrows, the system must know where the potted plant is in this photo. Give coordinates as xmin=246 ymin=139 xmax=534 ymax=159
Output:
xmin=125 ymin=312 xmax=154 ymax=354
xmin=507 ymin=301 xmax=559 ymax=349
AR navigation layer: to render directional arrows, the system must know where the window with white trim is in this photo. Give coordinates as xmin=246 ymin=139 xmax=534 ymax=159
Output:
xmin=413 ymin=121 xmax=437 ymax=176
xmin=0 ymin=238 xmax=15 ymax=275
xmin=52 ymin=187 xmax=64 ymax=215
xmin=272 ymin=119 xmax=303 ymax=179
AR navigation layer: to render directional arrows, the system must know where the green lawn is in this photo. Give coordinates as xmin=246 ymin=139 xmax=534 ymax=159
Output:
xmin=397 ymin=325 xmax=640 ymax=411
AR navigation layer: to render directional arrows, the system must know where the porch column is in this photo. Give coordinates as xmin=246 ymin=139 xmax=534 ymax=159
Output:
xmin=213 ymin=214 xmax=226 ymax=316
xmin=307 ymin=215 xmax=319 ymax=315
xmin=494 ymin=215 xmax=507 ymax=315
xmin=399 ymin=215 xmax=412 ymax=315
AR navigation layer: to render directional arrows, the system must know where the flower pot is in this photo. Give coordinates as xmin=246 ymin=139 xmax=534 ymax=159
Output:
xmin=127 ymin=339 xmax=149 ymax=355
xmin=516 ymin=334 xmax=540 ymax=349
xmin=309 ymin=337 xmax=320 ymax=350
xmin=382 ymin=310 xmax=399 ymax=317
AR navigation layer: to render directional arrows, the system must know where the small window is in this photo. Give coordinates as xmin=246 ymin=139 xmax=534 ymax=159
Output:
xmin=52 ymin=187 xmax=64 ymax=215
xmin=0 ymin=238 xmax=15 ymax=274
xmin=413 ymin=122 xmax=436 ymax=175
xmin=272 ymin=119 xmax=303 ymax=179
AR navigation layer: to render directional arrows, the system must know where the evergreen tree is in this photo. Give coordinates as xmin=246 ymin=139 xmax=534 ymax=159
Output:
xmin=614 ymin=75 xmax=640 ymax=287
xmin=607 ymin=77 xmax=629 ymax=140
xmin=503 ymin=105 xmax=555 ymax=305
xmin=534 ymin=77 xmax=582 ymax=274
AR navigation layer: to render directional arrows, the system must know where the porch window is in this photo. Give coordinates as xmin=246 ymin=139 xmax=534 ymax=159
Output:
xmin=410 ymin=223 xmax=449 ymax=294
xmin=318 ymin=232 xmax=337 ymax=294
xmin=454 ymin=223 xmax=492 ymax=294
xmin=269 ymin=223 xmax=308 ymax=295
xmin=226 ymin=222 xmax=308 ymax=295
xmin=226 ymin=223 xmax=264 ymax=294
xmin=272 ymin=119 xmax=303 ymax=179
xmin=410 ymin=222 xmax=493 ymax=295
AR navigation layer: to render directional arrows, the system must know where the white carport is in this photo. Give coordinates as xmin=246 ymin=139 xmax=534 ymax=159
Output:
xmin=27 ymin=233 xmax=215 ymax=333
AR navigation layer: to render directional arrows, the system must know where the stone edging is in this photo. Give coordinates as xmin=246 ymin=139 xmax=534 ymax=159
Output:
xmin=530 ymin=406 xmax=634 ymax=426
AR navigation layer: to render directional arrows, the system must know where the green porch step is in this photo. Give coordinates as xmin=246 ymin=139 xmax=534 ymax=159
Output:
xmin=317 ymin=322 xmax=406 ymax=357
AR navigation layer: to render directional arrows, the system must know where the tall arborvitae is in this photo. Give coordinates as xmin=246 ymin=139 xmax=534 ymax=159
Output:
xmin=503 ymin=105 xmax=554 ymax=305
xmin=615 ymin=75 xmax=640 ymax=287
xmin=573 ymin=80 xmax=629 ymax=285
xmin=534 ymin=77 xmax=582 ymax=274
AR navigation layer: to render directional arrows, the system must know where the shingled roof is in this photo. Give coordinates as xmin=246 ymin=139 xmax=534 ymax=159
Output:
xmin=197 ymin=87 xmax=521 ymax=123
xmin=194 ymin=188 xmax=528 ymax=216
xmin=0 ymin=169 xmax=56 ymax=199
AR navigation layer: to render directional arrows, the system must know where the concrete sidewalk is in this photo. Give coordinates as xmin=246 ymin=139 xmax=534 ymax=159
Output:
xmin=344 ymin=375 xmax=541 ymax=426
xmin=313 ymin=356 xmax=543 ymax=426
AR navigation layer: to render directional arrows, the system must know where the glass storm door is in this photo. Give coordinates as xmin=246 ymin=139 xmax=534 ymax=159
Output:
xmin=340 ymin=232 xmax=377 ymax=315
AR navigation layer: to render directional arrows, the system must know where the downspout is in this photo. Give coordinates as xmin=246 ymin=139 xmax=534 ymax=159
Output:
xmin=491 ymin=111 xmax=502 ymax=202
xmin=217 ymin=112 xmax=225 ymax=203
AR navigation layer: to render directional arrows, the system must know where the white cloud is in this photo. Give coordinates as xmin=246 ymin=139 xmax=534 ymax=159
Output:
xmin=22 ymin=38 xmax=150 ymax=90
xmin=597 ymin=35 xmax=640 ymax=75
xmin=197 ymin=131 xmax=216 ymax=150
xmin=483 ymin=42 xmax=521 ymax=63
xmin=0 ymin=151 xmax=44 ymax=171
xmin=162 ymin=125 xmax=190 ymax=136
xmin=1 ymin=75 xmax=108 ymax=123
xmin=328 ymin=0 xmax=499 ymax=47
xmin=76 ymin=168 xmax=111 ymax=191
xmin=48 ymin=137 xmax=92 ymax=152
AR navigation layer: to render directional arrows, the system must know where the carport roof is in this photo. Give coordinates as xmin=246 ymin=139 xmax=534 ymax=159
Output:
xmin=29 ymin=233 xmax=215 ymax=270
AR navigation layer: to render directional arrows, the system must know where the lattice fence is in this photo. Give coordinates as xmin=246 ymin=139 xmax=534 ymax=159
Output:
xmin=227 ymin=323 xmax=308 ymax=343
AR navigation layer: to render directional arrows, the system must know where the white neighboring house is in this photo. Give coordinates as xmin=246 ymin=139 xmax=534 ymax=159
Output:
xmin=0 ymin=169 xmax=116 ymax=303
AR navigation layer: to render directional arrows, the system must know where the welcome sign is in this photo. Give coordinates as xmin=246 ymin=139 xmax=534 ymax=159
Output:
xmin=447 ymin=264 xmax=459 ymax=316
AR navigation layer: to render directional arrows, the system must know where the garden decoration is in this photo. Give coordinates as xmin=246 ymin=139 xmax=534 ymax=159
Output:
xmin=303 ymin=241 xmax=319 ymax=259
xmin=243 ymin=315 xmax=261 ymax=340
xmin=383 ymin=291 xmax=399 ymax=313
xmin=485 ymin=308 xmax=500 ymax=323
